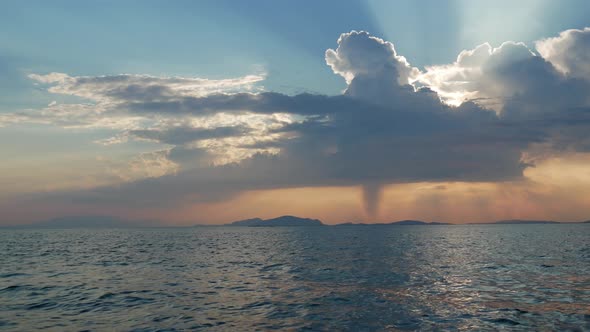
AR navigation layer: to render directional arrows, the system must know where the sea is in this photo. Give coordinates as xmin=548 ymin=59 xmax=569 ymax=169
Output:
xmin=1 ymin=224 xmax=589 ymax=331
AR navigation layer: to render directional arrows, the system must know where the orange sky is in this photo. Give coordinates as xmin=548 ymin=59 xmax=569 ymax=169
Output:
xmin=2 ymin=152 xmax=590 ymax=225
xmin=139 ymin=152 xmax=590 ymax=225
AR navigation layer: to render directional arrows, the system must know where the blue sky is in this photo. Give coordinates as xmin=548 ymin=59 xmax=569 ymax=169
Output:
xmin=2 ymin=1 xmax=590 ymax=224
xmin=3 ymin=0 xmax=590 ymax=109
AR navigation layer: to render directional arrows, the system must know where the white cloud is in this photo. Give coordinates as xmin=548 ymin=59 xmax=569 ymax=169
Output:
xmin=325 ymin=30 xmax=419 ymax=86
xmin=536 ymin=27 xmax=590 ymax=80
xmin=116 ymin=149 xmax=180 ymax=181
xmin=418 ymin=41 xmax=538 ymax=109
xmin=0 ymin=102 xmax=149 ymax=129
xmin=2 ymin=72 xmax=289 ymax=165
xmin=28 ymin=72 xmax=265 ymax=101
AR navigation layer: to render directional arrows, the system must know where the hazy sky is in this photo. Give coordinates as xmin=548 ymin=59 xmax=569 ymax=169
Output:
xmin=2 ymin=1 xmax=590 ymax=225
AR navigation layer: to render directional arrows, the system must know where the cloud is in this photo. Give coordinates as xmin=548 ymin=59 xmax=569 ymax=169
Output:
xmin=419 ymin=34 xmax=590 ymax=115
xmin=325 ymin=31 xmax=419 ymax=86
xmin=418 ymin=41 xmax=541 ymax=108
xmin=110 ymin=149 xmax=180 ymax=182
xmin=2 ymin=72 xmax=267 ymax=129
xmin=0 ymin=102 xmax=147 ymax=129
xmin=129 ymin=126 xmax=251 ymax=145
xmin=2 ymin=72 xmax=289 ymax=164
xmin=4 ymin=28 xmax=590 ymax=222
xmin=28 ymin=72 xmax=265 ymax=101
xmin=416 ymin=33 xmax=590 ymax=157
xmin=536 ymin=27 xmax=590 ymax=80
xmin=324 ymin=30 xmax=422 ymax=109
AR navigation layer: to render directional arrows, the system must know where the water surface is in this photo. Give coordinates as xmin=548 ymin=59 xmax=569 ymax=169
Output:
xmin=1 ymin=224 xmax=589 ymax=330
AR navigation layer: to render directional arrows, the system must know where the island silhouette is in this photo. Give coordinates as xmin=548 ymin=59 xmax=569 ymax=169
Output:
xmin=4 ymin=215 xmax=590 ymax=228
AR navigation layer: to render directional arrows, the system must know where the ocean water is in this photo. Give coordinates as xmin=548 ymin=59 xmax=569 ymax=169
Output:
xmin=0 ymin=225 xmax=589 ymax=331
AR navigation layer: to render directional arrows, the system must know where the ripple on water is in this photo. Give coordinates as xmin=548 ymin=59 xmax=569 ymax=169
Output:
xmin=0 ymin=225 xmax=588 ymax=330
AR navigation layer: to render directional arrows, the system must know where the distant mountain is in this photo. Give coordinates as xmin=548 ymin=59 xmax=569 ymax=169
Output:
xmin=16 ymin=216 xmax=152 ymax=228
xmin=487 ymin=219 xmax=560 ymax=224
xmin=334 ymin=219 xmax=588 ymax=226
xmin=229 ymin=218 xmax=264 ymax=226
xmin=229 ymin=215 xmax=323 ymax=227
xmin=334 ymin=220 xmax=451 ymax=226
xmin=334 ymin=222 xmax=369 ymax=226
xmin=387 ymin=220 xmax=450 ymax=225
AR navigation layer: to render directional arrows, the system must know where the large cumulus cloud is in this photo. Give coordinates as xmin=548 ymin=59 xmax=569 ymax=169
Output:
xmin=419 ymin=35 xmax=590 ymax=115
xmin=325 ymin=30 xmax=419 ymax=86
xmin=4 ymin=28 xmax=590 ymax=220
xmin=536 ymin=27 xmax=590 ymax=80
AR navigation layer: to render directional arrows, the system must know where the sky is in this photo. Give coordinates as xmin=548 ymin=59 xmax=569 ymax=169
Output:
xmin=2 ymin=0 xmax=590 ymax=225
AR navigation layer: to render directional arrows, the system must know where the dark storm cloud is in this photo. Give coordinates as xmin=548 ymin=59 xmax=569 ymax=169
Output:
xmin=8 ymin=29 xmax=590 ymax=216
